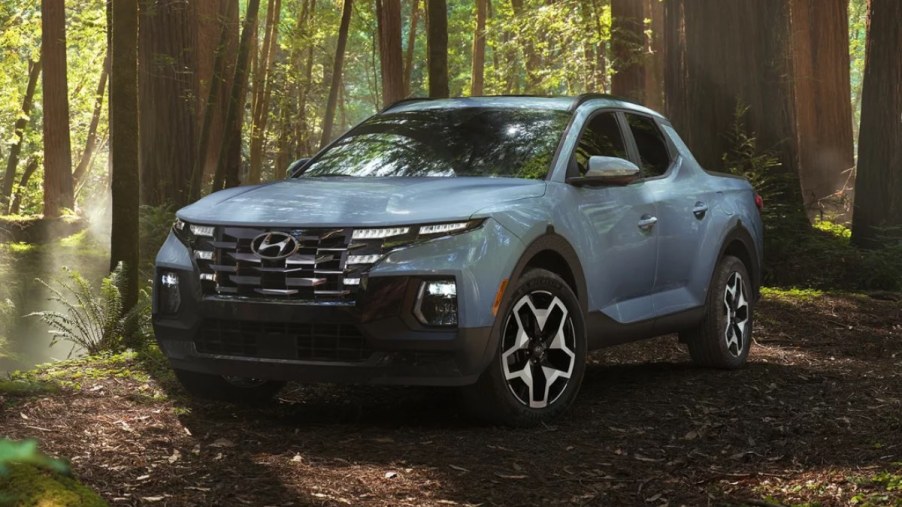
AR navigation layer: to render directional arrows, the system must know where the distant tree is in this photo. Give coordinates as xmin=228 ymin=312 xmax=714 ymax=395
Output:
xmin=248 ymin=0 xmax=282 ymax=184
xmin=611 ymin=0 xmax=645 ymax=102
xmin=41 ymin=0 xmax=75 ymax=218
xmin=470 ymin=0 xmax=487 ymax=96
xmin=378 ymin=0 xmax=405 ymax=106
xmin=1 ymin=59 xmax=41 ymax=213
xmin=643 ymin=0 xmax=664 ymax=110
xmin=109 ymin=0 xmax=139 ymax=311
xmin=320 ymin=0 xmax=353 ymax=147
xmin=851 ymin=0 xmax=902 ymax=248
xmin=212 ymin=0 xmax=262 ymax=190
xmin=73 ymin=51 xmax=109 ymax=192
xmin=426 ymin=0 xmax=449 ymax=98
xmin=404 ymin=0 xmax=420 ymax=96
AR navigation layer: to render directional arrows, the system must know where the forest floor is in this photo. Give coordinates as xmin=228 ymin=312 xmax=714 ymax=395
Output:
xmin=1 ymin=289 xmax=901 ymax=507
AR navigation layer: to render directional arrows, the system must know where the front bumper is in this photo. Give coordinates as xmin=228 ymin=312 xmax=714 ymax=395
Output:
xmin=153 ymin=219 xmax=522 ymax=386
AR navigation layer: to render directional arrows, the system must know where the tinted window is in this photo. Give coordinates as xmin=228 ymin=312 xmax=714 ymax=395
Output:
xmin=572 ymin=112 xmax=628 ymax=176
xmin=300 ymin=108 xmax=570 ymax=179
xmin=625 ymin=114 xmax=671 ymax=177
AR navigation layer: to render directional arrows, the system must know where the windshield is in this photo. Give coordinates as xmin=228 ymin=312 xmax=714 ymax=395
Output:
xmin=299 ymin=107 xmax=571 ymax=179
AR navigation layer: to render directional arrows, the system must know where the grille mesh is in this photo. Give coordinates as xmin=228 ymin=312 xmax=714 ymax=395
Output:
xmin=196 ymin=320 xmax=371 ymax=362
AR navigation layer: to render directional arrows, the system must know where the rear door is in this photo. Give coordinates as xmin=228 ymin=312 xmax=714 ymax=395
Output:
xmin=566 ymin=110 xmax=659 ymax=324
xmin=621 ymin=113 xmax=712 ymax=315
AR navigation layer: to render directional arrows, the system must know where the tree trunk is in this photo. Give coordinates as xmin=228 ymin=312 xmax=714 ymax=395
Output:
xmin=1 ymin=59 xmax=41 ymax=213
xmin=248 ymin=0 xmax=282 ymax=184
xmin=296 ymin=0 xmax=317 ymax=156
xmin=470 ymin=0 xmax=487 ymax=96
xmin=191 ymin=0 xmax=231 ymax=201
xmin=378 ymin=0 xmax=405 ymax=107
xmin=851 ymin=0 xmax=902 ymax=248
xmin=643 ymin=0 xmax=664 ymax=110
xmin=404 ymin=0 xmax=420 ymax=96
xmin=73 ymin=51 xmax=109 ymax=189
xmin=41 ymin=0 xmax=75 ymax=218
xmin=212 ymin=0 xmax=262 ymax=191
xmin=319 ymin=0 xmax=353 ymax=148
xmin=790 ymin=0 xmax=855 ymax=217
xmin=611 ymin=0 xmax=645 ymax=102
xmin=110 ymin=0 xmax=140 ymax=311
xmin=426 ymin=0 xmax=449 ymax=98
xmin=10 ymin=158 xmax=40 ymax=216
xmin=138 ymin=0 xmax=198 ymax=207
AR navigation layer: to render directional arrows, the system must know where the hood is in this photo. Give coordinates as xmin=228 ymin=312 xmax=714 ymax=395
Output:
xmin=177 ymin=177 xmax=545 ymax=227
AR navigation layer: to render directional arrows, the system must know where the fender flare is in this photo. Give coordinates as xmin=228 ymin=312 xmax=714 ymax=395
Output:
xmin=713 ymin=221 xmax=762 ymax=294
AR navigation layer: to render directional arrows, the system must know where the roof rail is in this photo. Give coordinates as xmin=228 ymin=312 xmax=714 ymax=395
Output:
xmin=569 ymin=93 xmax=642 ymax=111
xmin=381 ymin=97 xmax=434 ymax=113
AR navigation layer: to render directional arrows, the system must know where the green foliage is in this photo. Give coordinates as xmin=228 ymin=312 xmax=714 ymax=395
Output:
xmin=138 ymin=204 xmax=174 ymax=268
xmin=0 ymin=464 xmax=106 ymax=507
xmin=29 ymin=264 xmax=151 ymax=356
xmin=0 ymin=297 xmax=13 ymax=358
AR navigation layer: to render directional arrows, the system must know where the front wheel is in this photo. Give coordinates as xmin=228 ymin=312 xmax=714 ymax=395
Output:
xmin=462 ymin=269 xmax=587 ymax=427
xmin=681 ymin=255 xmax=754 ymax=369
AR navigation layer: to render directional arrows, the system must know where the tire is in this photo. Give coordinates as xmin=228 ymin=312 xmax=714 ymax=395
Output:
xmin=174 ymin=369 xmax=285 ymax=403
xmin=462 ymin=269 xmax=587 ymax=427
xmin=682 ymin=255 xmax=753 ymax=369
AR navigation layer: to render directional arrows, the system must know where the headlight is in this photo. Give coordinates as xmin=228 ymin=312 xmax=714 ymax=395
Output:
xmin=157 ymin=271 xmax=181 ymax=314
xmin=414 ymin=279 xmax=458 ymax=327
xmin=352 ymin=227 xmax=410 ymax=239
xmin=419 ymin=222 xmax=469 ymax=235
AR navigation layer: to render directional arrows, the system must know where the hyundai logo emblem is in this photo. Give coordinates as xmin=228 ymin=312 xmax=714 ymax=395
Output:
xmin=251 ymin=232 xmax=300 ymax=260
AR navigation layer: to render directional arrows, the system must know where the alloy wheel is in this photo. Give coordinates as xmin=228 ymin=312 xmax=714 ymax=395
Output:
xmin=500 ymin=290 xmax=576 ymax=408
xmin=722 ymin=272 xmax=749 ymax=358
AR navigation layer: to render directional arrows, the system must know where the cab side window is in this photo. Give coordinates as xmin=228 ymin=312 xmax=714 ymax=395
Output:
xmin=572 ymin=112 xmax=628 ymax=176
xmin=624 ymin=114 xmax=671 ymax=178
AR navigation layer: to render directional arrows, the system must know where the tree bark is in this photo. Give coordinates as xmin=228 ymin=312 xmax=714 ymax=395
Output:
xmin=73 ymin=51 xmax=109 ymax=189
xmin=404 ymin=0 xmax=420 ymax=96
xmin=248 ymin=0 xmax=282 ymax=184
xmin=212 ymin=0 xmax=262 ymax=191
xmin=470 ymin=0 xmax=487 ymax=96
xmin=1 ymin=58 xmax=41 ymax=213
xmin=378 ymin=0 xmax=405 ymax=107
xmin=110 ymin=0 xmax=140 ymax=311
xmin=296 ymin=0 xmax=317 ymax=156
xmin=138 ymin=0 xmax=198 ymax=207
xmin=789 ymin=0 xmax=855 ymax=216
xmin=611 ymin=0 xmax=645 ymax=102
xmin=41 ymin=0 xmax=75 ymax=218
xmin=319 ymin=0 xmax=353 ymax=148
xmin=426 ymin=0 xmax=449 ymax=98
xmin=851 ymin=0 xmax=902 ymax=248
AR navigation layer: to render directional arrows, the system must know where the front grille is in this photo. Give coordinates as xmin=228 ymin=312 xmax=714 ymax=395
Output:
xmin=191 ymin=226 xmax=398 ymax=304
xmin=196 ymin=319 xmax=371 ymax=362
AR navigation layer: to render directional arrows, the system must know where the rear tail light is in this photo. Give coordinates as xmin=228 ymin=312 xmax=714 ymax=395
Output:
xmin=754 ymin=193 xmax=764 ymax=213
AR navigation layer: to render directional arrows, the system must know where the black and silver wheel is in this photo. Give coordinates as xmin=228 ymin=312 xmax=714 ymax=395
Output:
xmin=462 ymin=269 xmax=586 ymax=426
xmin=174 ymin=369 xmax=285 ymax=403
xmin=682 ymin=255 xmax=753 ymax=369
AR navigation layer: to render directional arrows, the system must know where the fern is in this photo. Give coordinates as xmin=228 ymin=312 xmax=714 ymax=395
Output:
xmin=29 ymin=264 xmax=151 ymax=357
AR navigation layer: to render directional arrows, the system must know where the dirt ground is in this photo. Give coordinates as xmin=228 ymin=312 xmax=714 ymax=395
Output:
xmin=2 ymin=291 xmax=901 ymax=506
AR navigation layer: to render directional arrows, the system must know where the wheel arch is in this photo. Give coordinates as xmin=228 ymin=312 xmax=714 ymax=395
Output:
xmin=508 ymin=231 xmax=588 ymax=313
xmin=715 ymin=222 xmax=761 ymax=296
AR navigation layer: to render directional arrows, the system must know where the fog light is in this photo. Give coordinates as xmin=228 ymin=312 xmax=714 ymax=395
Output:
xmin=414 ymin=279 xmax=458 ymax=327
xmin=158 ymin=271 xmax=181 ymax=314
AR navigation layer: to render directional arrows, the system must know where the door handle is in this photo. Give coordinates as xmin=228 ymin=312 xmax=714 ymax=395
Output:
xmin=638 ymin=215 xmax=658 ymax=231
xmin=692 ymin=201 xmax=708 ymax=219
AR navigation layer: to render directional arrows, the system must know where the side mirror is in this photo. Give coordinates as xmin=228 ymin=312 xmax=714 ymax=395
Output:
xmin=287 ymin=158 xmax=311 ymax=178
xmin=567 ymin=156 xmax=640 ymax=187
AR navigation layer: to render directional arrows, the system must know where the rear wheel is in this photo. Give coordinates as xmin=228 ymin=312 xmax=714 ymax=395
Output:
xmin=174 ymin=369 xmax=285 ymax=403
xmin=462 ymin=269 xmax=586 ymax=427
xmin=682 ymin=255 xmax=753 ymax=369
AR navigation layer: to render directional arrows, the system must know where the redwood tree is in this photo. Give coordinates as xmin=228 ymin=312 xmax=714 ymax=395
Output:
xmin=851 ymin=0 xmax=902 ymax=248
xmin=109 ymin=0 xmax=140 ymax=311
xmin=470 ymin=0 xmax=487 ymax=96
xmin=611 ymin=0 xmax=645 ymax=102
xmin=426 ymin=0 xmax=449 ymax=98
xmin=319 ymin=0 xmax=352 ymax=147
xmin=1 ymin=59 xmax=41 ymax=212
xmin=41 ymin=0 xmax=75 ymax=218
xmin=378 ymin=0 xmax=405 ymax=106
xmin=790 ymin=0 xmax=855 ymax=215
